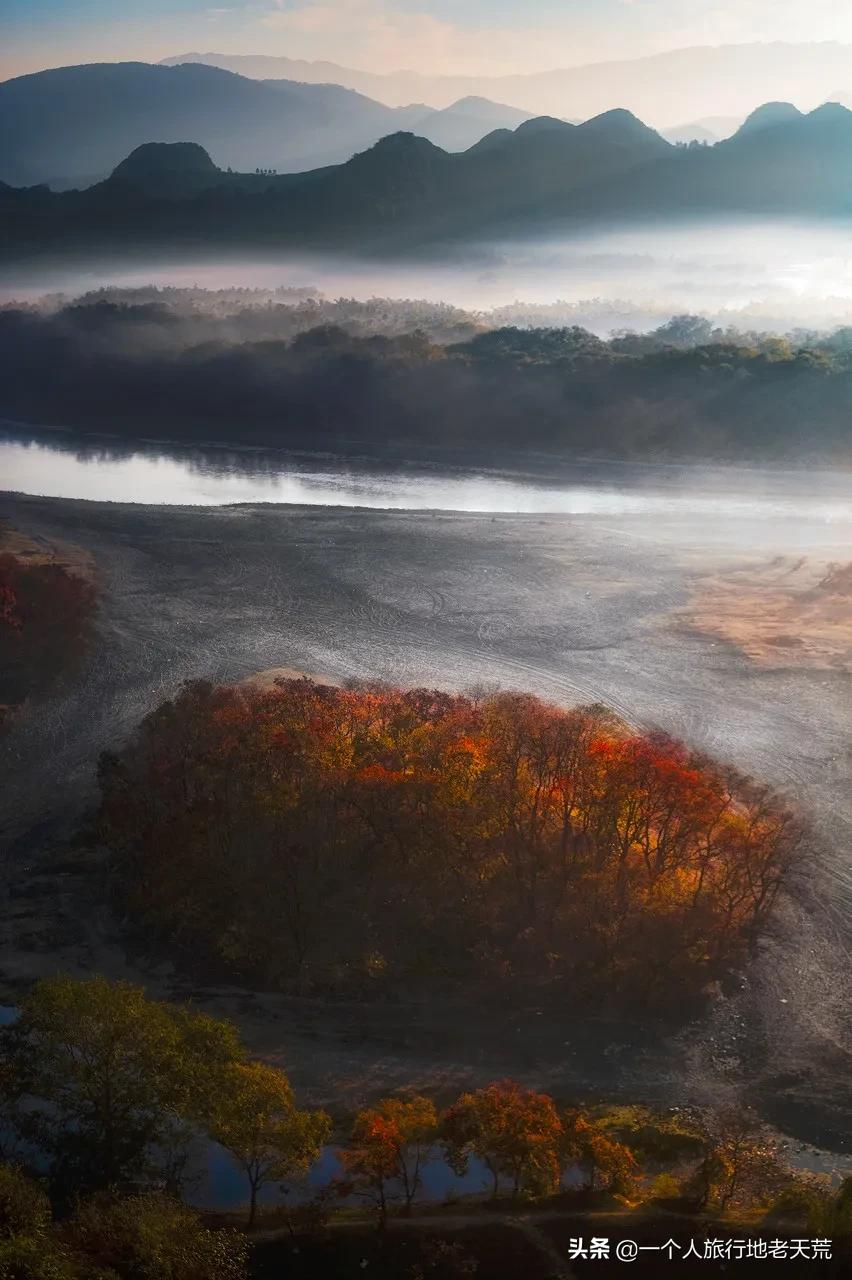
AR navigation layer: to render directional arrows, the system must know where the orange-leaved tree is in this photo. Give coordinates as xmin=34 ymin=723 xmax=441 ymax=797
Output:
xmin=442 ymin=1080 xmax=563 ymax=1199
xmin=340 ymin=1095 xmax=437 ymax=1227
xmin=562 ymin=1108 xmax=639 ymax=1198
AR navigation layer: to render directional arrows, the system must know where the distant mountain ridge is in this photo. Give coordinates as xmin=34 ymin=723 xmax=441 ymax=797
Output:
xmin=0 ymin=61 xmax=534 ymax=188
xmin=4 ymin=100 xmax=852 ymax=259
xmin=161 ymin=42 xmax=852 ymax=121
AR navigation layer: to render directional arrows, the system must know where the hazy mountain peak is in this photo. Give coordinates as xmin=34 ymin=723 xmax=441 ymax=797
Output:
xmin=808 ymin=100 xmax=852 ymax=122
xmin=736 ymin=102 xmax=803 ymax=135
xmin=442 ymin=95 xmax=532 ymax=123
xmin=579 ymin=107 xmax=655 ymax=132
xmin=450 ymin=95 xmax=507 ymax=111
xmin=159 ymin=43 xmax=852 ymax=125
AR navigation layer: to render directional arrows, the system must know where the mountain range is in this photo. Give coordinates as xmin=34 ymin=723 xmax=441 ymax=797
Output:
xmin=161 ymin=42 xmax=852 ymax=122
xmin=0 ymin=61 xmax=534 ymax=189
xmin=4 ymin=99 xmax=852 ymax=259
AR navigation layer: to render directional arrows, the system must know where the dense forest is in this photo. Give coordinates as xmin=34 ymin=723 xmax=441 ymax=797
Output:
xmin=96 ymin=679 xmax=803 ymax=1006
xmin=3 ymin=297 xmax=852 ymax=459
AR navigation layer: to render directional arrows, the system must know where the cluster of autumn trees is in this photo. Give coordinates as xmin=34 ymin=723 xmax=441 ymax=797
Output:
xmin=341 ymin=1083 xmax=641 ymax=1228
xmin=0 ymin=540 xmax=97 ymax=724
xmin=339 ymin=1088 xmax=850 ymax=1235
xmin=2 ymin=975 xmax=849 ymax=1279
xmin=98 ymin=680 xmax=803 ymax=1007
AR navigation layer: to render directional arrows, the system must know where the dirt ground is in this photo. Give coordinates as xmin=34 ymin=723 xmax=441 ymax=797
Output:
xmin=0 ymin=490 xmax=850 ymax=1153
xmin=0 ymin=517 xmax=95 ymax=580
xmin=682 ymin=557 xmax=852 ymax=671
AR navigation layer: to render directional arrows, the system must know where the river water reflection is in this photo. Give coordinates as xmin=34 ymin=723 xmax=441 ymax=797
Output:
xmin=194 ymin=1143 xmax=498 ymax=1213
xmin=2 ymin=424 xmax=852 ymax=524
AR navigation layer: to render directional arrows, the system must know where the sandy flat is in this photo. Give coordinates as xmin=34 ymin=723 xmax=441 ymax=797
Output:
xmin=0 ymin=518 xmax=95 ymax=582
xmin=679 ymin=557 xmax=852 ymax=671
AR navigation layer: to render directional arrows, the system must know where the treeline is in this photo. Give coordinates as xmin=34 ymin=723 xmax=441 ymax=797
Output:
xmin=3 ymin=301 xmax=852 ymax=458
xmin=0 ymin=534 xmax=97 ymax=726
xmin=2 ymin=975 xmax=849 ymax=1280
xmin=97 ymin=680 xmax=803 ymax=1006
xmin=13 ymin=287 xmax=826 ymax=345
xmin=6 ymin=286 xmax=481 ymax=344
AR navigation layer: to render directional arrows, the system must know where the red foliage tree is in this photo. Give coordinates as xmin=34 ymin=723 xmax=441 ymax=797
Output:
xmin=0 ymin=551 xmax=97 ymax=712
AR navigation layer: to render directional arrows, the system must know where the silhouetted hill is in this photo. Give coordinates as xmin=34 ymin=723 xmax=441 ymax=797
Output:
xmin=514 ymin=116 xmax=570 ymax=135
xmin=575 ymin=101 xmax=852 ymax=220
xmin=578 ymin=107 xmax=668 ymax=147
xmin=0 ymin=61 xmax=535 ymax=189
xmin=110 ymin=142 xmax=221 ymax=196
xmin=5 ymin=102 xmax=852 ymax=258
xmin=736 ymin=102 xmax=804 ymax=135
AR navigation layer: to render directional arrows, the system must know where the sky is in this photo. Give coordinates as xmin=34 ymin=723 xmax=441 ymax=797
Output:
xmin=6 ymin=0 xmax=852 ymax=82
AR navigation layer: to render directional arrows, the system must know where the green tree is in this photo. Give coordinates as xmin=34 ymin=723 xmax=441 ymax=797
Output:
xmin=4 ymin=976 xmax=242 ymax=1197
xmin=63 ymin=1191 xmax=248 ymax=1280
xmin=340 ymin=1096 xmax=437 ymax=1226
xmin=208 ymin=1061 xmax=330 ymax=1226
xmin=0 ymin=1164 xmax=79 ymax=1280
xmin=442 ymin=1081 xmax=562 ymax=1200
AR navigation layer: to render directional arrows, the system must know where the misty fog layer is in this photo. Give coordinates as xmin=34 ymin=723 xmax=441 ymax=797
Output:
xmin=7 ymin=221 xmax=852 ymax=332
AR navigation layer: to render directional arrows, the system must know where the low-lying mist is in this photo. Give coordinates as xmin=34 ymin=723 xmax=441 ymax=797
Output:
xmin=6 ymin=219 xmax=852 ymax=334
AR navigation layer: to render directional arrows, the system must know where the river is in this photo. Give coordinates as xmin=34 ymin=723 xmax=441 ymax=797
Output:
xmin=2 ymin=423 xmax=852 ymax=529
